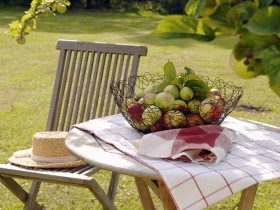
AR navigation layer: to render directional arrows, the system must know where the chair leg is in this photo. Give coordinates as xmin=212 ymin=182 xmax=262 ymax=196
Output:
xmin=0 ymin=175 xmax=43 ymax=210
xmin=135 ymin=177 xmax=156 ymax=210
xmin=24 ymin=181 xmax=41 ymax=210
xmin=158 ymin=180 xmax=177 ymax=210
xmin=238 ymin=183 xmax=258 ymax=210
xmin=107 ymin=172 xmax=119 ymax=201
xmin=86 ymin=178 xmax=117 ymax=210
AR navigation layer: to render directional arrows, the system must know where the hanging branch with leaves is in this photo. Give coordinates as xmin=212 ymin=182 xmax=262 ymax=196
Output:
xmin=6 ymin=0 xmax=71 ymax=44
xmin=154 ymin=0 xmax=280 ymax=96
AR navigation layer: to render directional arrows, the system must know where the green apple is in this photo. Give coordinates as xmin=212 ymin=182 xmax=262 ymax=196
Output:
xmin=228 ymin=52 xmax=257 ymax=79
xmin=135 ymin=89 xmax=145 ymax=99
xmin=163 ymin=110 xmax=187 ymax=129
xmin=180 ymin=87 xmax=194 ymax=101
xmin=164 ymin=85 xmax=180 ymax=99
xmin=173 ymin=99 xmax=188 ymax=112
xmin=57 ymin=3 xmax=67 ymax=14
xmin=16 ymin=36 xmax=26 ymax=45
xmin=155 ymin=92 xmax=175 ymax=109
xmin=142 ymin=105 xmax=162 ymax=126
xmin=133 ymin=121 xmax=150 ymax=132
xmin=143 ymin=93 xmax=156 ymax=105
xmin=144 ymin=84 xmax=155 ymax=95
xmin=188 ymin=99 xmax=201 ymax=113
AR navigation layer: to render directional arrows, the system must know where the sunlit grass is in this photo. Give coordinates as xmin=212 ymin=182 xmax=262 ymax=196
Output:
xmin=0 ymin=6 xmax=279 ymax=210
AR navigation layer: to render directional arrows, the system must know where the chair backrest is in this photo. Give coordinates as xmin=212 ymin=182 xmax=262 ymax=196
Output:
xmin=46 ymin=40 xmax=148 ymax=131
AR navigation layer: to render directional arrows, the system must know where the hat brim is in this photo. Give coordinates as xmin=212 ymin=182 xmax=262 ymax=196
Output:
xmin=9 ymin=149 xmax=86 ymax=169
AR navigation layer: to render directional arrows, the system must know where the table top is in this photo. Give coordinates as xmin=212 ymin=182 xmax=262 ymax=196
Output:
xmin=66 ymin=127 xmax=159 ymax=179
xmin=66 ymin=115 xmax=279 ymax=180
xmin=65 ymin=114 xmax=280 ymax=209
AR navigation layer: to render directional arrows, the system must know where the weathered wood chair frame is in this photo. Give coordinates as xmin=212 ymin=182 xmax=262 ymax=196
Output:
xmin=0 ymin=39 xmax=148 ymax=210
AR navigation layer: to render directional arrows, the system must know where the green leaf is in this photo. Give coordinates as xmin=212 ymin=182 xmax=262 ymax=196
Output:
xmin=261 ymin=45 xmax=280 ymax=96
xmin=209 ymin=3 xmax=232 ymax=25
xmin=9 ymin=20 xmax=20 ymax=28
xmin=154 ymin=15 xmax=216 ymax=41
xmin=182 ymin=74 xmax=203 ymax=84
xmin=171 ymin=78 xmax=183 ymax=89
xmin=255 ymin=0 xmax=274 ymax=8
xmin=64 ymin=0 xmax=71 ymax=6
xmin=163 ymin=61 xmax=177 ymax=82
xmin=234 ymin=32 xmax=279 ymax=60
xmin=186 ymin=80 xmax=210 ymax=91
xmin=184 ymin=0 xmax=207 ymax=17
xmin=154 ymin=79 xmax=171 ymax=94
xmin=184 ymin=66 xmax=195 ymax=74
xmin=32 ymin=19 xmax=37 ymax=29
xmin=245 ymin=6 xmax=280 ymax=35
xmin=226 ymin=1 xmax=258 ymax=30
xmin=185 ymin=79 xmax=211 ymax=100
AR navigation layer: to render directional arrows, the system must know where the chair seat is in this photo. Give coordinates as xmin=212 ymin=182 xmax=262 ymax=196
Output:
xmin=0 ymin=164 xmax=98 ymax=186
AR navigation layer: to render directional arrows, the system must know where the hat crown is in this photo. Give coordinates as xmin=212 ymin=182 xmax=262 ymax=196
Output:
xmin=32 ymin=131 xmax=71 ymax=158
xmin=9 ymin=131 xmax=86 ymax=168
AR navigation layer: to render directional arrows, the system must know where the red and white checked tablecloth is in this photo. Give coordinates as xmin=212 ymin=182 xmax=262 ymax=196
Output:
xmin=74 ymin=114 xmax=280 ymax=210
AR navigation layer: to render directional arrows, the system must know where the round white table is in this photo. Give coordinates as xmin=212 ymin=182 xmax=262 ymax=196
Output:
xmin=66 ymin=127 xmax=159 ymax=179
xmin=65 ymin=115 xmax=280 ymax=210
xmin=65 ymin=127 xmax=176 ymax=209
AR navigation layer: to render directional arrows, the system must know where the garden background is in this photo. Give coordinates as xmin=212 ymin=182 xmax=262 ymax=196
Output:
xmin=0 ymin=2 xmax=279 ymax=209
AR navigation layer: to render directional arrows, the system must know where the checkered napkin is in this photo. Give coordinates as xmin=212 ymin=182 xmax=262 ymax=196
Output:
xmin=73 ymin=114 xmax=280 ymax=210
xmin=138 ymin=125 xmax=235 ymax=165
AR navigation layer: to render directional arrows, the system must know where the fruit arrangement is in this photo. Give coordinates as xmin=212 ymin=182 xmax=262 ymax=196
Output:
xmin=110 ymin=61 xmax=243 ymax=133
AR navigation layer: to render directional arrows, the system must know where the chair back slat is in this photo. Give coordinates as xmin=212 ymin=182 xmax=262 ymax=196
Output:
xmin=46 ymin=40 xmax=147 ymax=131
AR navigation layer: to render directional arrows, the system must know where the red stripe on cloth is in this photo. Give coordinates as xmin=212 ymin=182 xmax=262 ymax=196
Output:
xmin=177 ymin=129 xmax=220 ymax=147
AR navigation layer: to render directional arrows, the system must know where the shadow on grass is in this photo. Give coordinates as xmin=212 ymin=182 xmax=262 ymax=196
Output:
xmin=1 ymin=8 xmax=237 ymax=50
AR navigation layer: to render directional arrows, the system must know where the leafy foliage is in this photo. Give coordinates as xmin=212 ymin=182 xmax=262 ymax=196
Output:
xmin=154 ymin=0 xmax=280 ymax=96
xmin=6 ymin=0 xmax=70 ymax=43
xmin=163 ymin=61 xmax=211 ymax=100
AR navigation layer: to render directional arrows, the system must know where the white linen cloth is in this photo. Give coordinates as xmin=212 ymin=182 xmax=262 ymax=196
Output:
xmin=138 ymin=125 xmax=235 ymax=165
xmin=74 ymin=114 xmax=280 ymax=210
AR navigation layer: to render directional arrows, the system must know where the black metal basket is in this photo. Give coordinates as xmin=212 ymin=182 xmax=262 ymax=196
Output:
xmin=110 ymin=72 xmax=243 ymax=133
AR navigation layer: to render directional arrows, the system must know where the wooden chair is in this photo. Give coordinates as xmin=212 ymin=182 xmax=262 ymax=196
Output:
xmin=0 ymin=39 xmax=148 ymax=210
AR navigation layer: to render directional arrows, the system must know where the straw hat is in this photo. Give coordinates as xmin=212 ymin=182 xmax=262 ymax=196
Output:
xmin=9 ymin=131 xmax=86 ymax=168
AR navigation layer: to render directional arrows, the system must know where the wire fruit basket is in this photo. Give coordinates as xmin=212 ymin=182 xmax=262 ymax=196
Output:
xmin=110 ymin=73 xmax=243 ymax=134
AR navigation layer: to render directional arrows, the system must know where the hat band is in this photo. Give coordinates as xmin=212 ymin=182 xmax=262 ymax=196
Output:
xmin=31 ymin=154 xmax=78 ymax=163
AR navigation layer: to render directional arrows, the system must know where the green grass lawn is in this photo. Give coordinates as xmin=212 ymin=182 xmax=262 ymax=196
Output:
xmin=0 ymin=6 xmax=279 ymax=210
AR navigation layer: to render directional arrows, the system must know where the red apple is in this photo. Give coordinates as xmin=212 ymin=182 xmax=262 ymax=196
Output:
xmin=150 ymin=119 xmax=166 ymax=132
xmin=186 ymin=113 xmax=204 ymax=127
xmin=199 ymin=98 xmax=225 ymax=123
xmin=208 ymin=88 xmax=223 ymax=99
xmin=127 ymin=102 xmax=144 ymax=123
xmin=122 ymin=98 xmax=135 ymax=110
